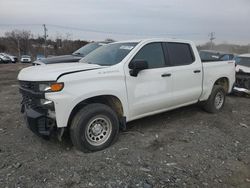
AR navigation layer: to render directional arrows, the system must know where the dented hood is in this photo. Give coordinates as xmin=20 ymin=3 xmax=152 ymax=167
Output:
xmin=236 ymin=65 xmax=250 ymax=74
xmin=18 ymin=63 xmax=103 ymax=81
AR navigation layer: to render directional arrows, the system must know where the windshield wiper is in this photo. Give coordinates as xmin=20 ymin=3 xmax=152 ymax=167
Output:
xmin=72 ymin=52 xmax=81 ymax=55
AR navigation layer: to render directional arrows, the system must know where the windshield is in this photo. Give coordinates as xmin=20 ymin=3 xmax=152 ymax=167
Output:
xmin=199 ymin=51 xmax=221 ymax=61
xmin=235 ymin=56 xmax=250 ymax=67
xmin=219 ymin=54 xmax=234 ymax=61
xmin=80 ymin=42 xmax=138 ymax=66
xmin=73 ymin=43 xmax=102 ymax=56
xmin=22 ymin=55 xmax=30 ymax=58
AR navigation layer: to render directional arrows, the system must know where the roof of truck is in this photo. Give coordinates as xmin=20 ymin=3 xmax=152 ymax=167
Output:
xmin=113 ymin=38 xmax=194 ymax=44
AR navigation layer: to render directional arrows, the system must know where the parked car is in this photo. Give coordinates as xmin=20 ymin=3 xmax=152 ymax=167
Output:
xmin=0 ymin=53 xmax=18 ymax=63
xmin=199 ymin=50 xmax=235 ymax=62
xmin=36 ymin=54 xmax=45 ymax=61
xmin=234 ymin=54 xmax=250 ymax=95
xmin=0 ymin=53 xmax=12 ymax=64
xmin=20 ymin=55 xmax=32 ymax=63
xmin=18 ymin=39 xmax=235 ymax=152
xmin=33 ymin=42 xmax=110 ymax=65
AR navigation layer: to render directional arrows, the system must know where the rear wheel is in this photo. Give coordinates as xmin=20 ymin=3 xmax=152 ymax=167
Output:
xmin=203 ymin=85 xmax=226 ymax=113
xmin=70 ymin=103 xmax=119 ymax=152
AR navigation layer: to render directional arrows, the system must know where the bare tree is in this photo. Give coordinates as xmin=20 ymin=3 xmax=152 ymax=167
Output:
xmin=105 ymin=38 xmax=116 ymax=42
xmin=5 ymin=30 xmax=32 ymax=58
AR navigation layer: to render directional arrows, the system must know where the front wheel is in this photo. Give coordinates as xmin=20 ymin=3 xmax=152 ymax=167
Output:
xmin=202 ymin=85 xmax=226 ymax=113
xmin=70 ymin=103 xmax=119 ymax=152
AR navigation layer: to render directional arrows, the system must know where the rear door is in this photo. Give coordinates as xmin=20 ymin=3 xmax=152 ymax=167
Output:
xmin=164 ymin=42 xmax=203 ymax=106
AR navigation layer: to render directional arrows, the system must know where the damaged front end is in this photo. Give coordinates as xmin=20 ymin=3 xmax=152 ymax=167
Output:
xmin=234 ymin=67 xmax=250 ymax=95
xmin=19 ymin=81 xmax=59 ymax=138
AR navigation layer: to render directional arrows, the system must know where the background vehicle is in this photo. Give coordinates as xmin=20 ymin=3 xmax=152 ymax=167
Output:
xmin=18 ymin=39 xmax=235 ymax=152
xmin=36 ymin=54 xmax=45 ymax=61
xmin=33 ymin=42 xmax=110 ymax=65
xmin=234 ymin=54 xmax=250 ymax=94
xmin=0 ymin=53 xmax=18 ymax=63
xmin=0 ymin=53 xmax=12 ymax=63
xmin=20 ymin=55 xmax=32 ymax=63
xmin=199 ymin=50 xmax=235 ymax=62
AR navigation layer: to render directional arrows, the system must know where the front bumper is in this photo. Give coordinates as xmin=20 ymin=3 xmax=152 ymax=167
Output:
xmin=22 ymin=106 xmax=56 ymax=137
xmin=233 ymin=87 xmax=250 ymax=95
xmin=234 ymin=72 xmax=250 ymax=95
xmin=19 ymin=81 xmax=57 ymax=137
xmin=21 ymin=59 xmax=31 ymax=63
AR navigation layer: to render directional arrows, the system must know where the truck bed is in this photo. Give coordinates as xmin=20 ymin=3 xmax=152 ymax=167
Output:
xmin=199 ymin=60 xmax=235 ymax=101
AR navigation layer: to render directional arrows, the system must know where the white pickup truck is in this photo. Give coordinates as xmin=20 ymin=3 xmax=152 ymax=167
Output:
xmin=18 ymin=39 xmax=235 ymax=152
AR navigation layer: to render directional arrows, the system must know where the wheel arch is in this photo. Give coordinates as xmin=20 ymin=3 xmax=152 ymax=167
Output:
xmin=67 ymin=95 xmax=124 ymax=128
xmin=214 ymin=77 xmax=230 ymax=93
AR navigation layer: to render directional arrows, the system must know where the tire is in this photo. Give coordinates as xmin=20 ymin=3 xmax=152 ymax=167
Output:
xmin=70 ymin=103 xmax=119 ymax=152
xmin=203 ymin=85 xmax=226 ymax=113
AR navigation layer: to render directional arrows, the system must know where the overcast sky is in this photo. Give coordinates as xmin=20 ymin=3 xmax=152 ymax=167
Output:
xmin=0 ymin=0 xmax=250 ymax=44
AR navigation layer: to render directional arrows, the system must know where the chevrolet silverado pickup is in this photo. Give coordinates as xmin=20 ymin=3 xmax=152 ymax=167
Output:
xmin=18 ymin=39 xmax=235 ymax=152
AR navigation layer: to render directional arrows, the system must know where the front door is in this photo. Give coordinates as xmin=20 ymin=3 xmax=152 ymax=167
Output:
xmin=125 ymin=42 xmax=173 ymax=119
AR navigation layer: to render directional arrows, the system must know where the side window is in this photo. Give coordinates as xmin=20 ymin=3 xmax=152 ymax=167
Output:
xmin=132 ymin=43 xmax=166 ymax=69
xmin=166 ymin=43 xmax=195 ymax=66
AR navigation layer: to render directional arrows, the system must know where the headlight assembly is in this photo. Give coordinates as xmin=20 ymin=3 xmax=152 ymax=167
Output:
xmin=39 ymin=99 xmax=55 ymax=110
xmin=39 ymin=82 xmax=64 ymax=92
xmin=39 ymin=83 xmax=51 ymax=92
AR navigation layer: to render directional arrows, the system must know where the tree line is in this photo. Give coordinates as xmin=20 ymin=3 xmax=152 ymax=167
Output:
xmin=0 ymin=30 xmax=89 ymax=60
xmin=0 ymin=29 xmax=249 ymax=60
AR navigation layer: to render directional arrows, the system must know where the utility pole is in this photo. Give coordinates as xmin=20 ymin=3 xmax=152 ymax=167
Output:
xmin=43 ymin=24 xmax=48 ymax=57
xmin=17 ymin=39 xmax=21 ymax=60
xmin=208 ymin=32 xmax=216 ymax=50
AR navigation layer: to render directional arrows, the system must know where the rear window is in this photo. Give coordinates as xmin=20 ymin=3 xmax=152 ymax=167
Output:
xmin=166 ymin=43 xmax=194 ymax=66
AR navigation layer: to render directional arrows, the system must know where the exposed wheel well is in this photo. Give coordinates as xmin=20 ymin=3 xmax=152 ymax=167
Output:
xmin=67 ymin=95 xmax=124 ymax=127
xmin=214 ymin=77 xmax=229 ymax=93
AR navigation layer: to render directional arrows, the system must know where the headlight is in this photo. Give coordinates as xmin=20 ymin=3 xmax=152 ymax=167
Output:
xmin=40 ymin=99 xmax=54 ymax=110
xmin=40 ymin=99 xmax=53 ymax=105
xmin=39 ymin=82 xmax=64 ymax=92
xmin=39 ymin=83 xmax=51 ymax=91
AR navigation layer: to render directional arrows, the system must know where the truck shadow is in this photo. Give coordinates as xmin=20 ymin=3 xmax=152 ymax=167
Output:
xmin=53 ymin=103 xmax=207 ymax=151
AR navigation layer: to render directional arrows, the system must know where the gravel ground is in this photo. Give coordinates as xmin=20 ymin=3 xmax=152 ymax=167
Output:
xmin=0 ymin=64 xmax=250 ymax=188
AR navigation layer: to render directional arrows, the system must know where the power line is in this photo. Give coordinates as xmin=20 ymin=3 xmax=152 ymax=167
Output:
xmin=47 ymin=24 xmax=205 ymax=37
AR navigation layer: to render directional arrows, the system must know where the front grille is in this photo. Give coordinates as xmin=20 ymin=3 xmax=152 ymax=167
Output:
xmin=22 ymin=94 xmax=38 ymax=108
xmin=19 ymin=81 xmax=42 ymax=109
xmin=19 ymin=81 xmax=38 ymax=91
xmin=235 ymin=73 xmax=250 ymax=90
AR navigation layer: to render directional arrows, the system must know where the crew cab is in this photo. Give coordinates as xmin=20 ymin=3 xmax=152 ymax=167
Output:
xmin=18 ymin=39 xmax=235 ymax=152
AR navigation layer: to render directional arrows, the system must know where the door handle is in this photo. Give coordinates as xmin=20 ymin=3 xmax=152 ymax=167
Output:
xmin=193 ymin=70 xmax=201 ymax=73
xmin=161 ymin=73 xmax=171 ymax=77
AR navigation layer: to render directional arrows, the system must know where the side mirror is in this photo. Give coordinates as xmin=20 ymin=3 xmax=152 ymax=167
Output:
xmin=128 ymin=60 xmax=148 ymax=77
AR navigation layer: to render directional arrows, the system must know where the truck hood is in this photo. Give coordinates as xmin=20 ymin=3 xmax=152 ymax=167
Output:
xmin=18 ymin=63 xmax=104 ymax=81
xmin=236 ymin=65 xmax=250 ymax=74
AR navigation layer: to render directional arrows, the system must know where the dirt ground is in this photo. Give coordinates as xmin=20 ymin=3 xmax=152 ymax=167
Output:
xmin=0 ymin=64 xmax=249 ymax=188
